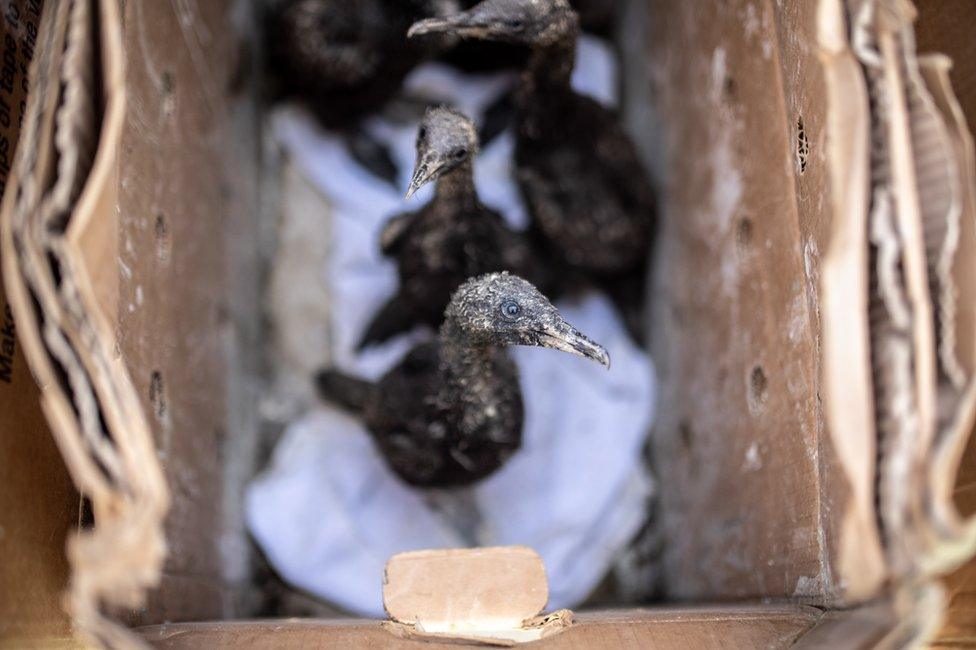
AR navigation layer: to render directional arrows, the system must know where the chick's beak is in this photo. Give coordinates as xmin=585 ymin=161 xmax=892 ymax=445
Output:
xmin=405 ymin=155 xmax=443 ymax=199
xmin=408 ymin=11 xmax=489 ymax=39
xmin=535 ymin=319 xmax=611 ymax=369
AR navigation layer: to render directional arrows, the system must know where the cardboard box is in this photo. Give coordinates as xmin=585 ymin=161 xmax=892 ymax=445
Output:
xmin=1 ymin=0 xmax=975 ymax=647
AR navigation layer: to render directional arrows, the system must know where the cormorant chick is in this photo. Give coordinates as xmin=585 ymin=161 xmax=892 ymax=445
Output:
xmin=442 ymin=0 xmax=617 ymax=73
xmin=358 ymin=106 xmax=544 ymax=349
xmin=410 ymin=0 xmax=655 ymax=338
xmin=265 ymin=0 xmax=457 ymax=128
xmin=317 ymin=272 xmax=610 ymax=487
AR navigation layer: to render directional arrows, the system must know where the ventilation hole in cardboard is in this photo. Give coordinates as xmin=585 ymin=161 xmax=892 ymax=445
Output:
xmin=149 ymin=370 xmax=167 ymax=420
xmin=161 ymin=70 xmax=174 ymax=95
xmin=723 ymin=75 xmax=736 ymax=99
xmin=155 ymin=212 xmax=171 ymax=263
xmin=214 ymin=427 xmax=227 ymax=465
xmin=678 ymin=420 xmax=694 ymax=449
xmin=796 ymin=116 xmax=810 ymax=173
xmin=736 ymin=217 xmax=753 ymax=249
xmin=79 ymin=495 xmax=95 ymax=529
xmin=216 ymin=302 xmax=231 ymax=326
xmin=160 ymin=71 xmax=177 ymax=117
xmin=748 ymin=365 xmax=769 ymax=412
xmin=46 ymin=251 xmax=63 ymax=286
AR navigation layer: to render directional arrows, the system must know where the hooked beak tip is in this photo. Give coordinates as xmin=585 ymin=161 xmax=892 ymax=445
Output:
xmin=404 ymin=185 xmax=418 ymax=200
xmin=583 ymin=343 xmax=611 ymax=369
xmin=536 ymin=325 xmax=611 ymax=369
xmin=575 ymin=341 xmax=611 ymax=369
xmin=408 ymin=18 xmax=447 ymax=38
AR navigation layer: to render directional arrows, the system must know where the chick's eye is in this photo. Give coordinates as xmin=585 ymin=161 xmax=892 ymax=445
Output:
xmin=417 ymin=127 xmax=427 ymax=140
xmin=453 ymin=148 xmax=467 ymax=160
xmin=506 ymin=18 xmax=523 ymax=29
xmin=501 ymin=301 xmax=521 ymax=319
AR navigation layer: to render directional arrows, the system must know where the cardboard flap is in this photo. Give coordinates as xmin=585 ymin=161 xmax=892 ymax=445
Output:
xmin=0 ymin=0 xmax=168 ymax=647
xmin=818 ymin=0 xmax=887 ymax=602
xmin=873 ymin=15 xmax=938 ymax=565
xmin=914 ymin=54 xmax=976 ymax=569
xmin=0 ymin=1 xmax=78 ymax=644
xmin=820 ymin=0 xmax=976 ymax=597
xmin=872 ymin=3 xmax=976 ymax=578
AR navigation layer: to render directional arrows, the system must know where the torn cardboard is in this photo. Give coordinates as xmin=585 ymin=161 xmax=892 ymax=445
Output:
xmin=0 ymin=0 xmax=80 ymax=646
xmin=0 ymin=0 xmax=168 ymax=646
xmin=821 ymin=0 xmax=976 ymax=618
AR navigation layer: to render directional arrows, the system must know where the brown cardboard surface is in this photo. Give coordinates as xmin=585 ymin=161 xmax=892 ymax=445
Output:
xmin=770 ymin=0 xmax=860 ymax=608
xmin=915 ymin=0 xmax=976 ymax=129
xmin=0 ymin=1 xmax=78 ymax=646
xmin=646 ymin=0 xmax=835 ymax=603
xmin=791 ymin=597 xmax=921 ymax=649
xmin=934 ymin=558 xmax=976 ymax=647
xmin=138 ymin=606 xmax=821 ymax=650
xmin=115 ymin=0 xmax=258 ymax=624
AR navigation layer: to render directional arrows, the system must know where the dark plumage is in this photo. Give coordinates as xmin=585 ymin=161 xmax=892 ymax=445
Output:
xmin=410 ymin=0 xmax=655 ymax=340
xmin=441 ymin=0 xmax=617 ymax=72
xmin=265 ymin=0 xmax=457 ymax=128
xmin=318 ymin=272 xmax=609 ymax=487
xmin=572 ymin=0 xmax=618 ymax=36
xmin=358 ymin=106 xmax=547 ymax=349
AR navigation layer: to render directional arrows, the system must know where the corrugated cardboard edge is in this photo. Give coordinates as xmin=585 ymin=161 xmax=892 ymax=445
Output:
xmin=818 ymin=0 xmax=887 ymax=602
xmin=60 ymin=0 xmax=169 ymax=644
xmin=915 ymin=55 xmax=976 ymax=572
xmin=843 ymin=0 xmax=932 ymax=580
xmin=820 ymin=0 xmax=976 ymax=614
xmin=874 ymin=7 xmax=940 ymax=572
xmin=869 ymin=0 xmax=976 ymax=584
xmin=0 ymin=0 xmax=79 ymax=644
xmin=381 ymin=610 xmax=574 ymax=647
xmin=0 ymin=0 xmax=168 ymax=647
xmin=896 ymin=18 xmax=976 ymax=577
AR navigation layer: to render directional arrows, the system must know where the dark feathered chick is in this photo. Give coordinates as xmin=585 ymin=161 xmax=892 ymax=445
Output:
xmin=265 ymin=0 xmax=458 ymax=128
xmin=318 ymin=272 xmax=609 ymax=487
xmin=410 ymin=0 xmax=655 ymax=342
xmin=440 ymin=0 xmax=618 ymax=73
xmin=357 ymin=106 xmax=549 ymax=349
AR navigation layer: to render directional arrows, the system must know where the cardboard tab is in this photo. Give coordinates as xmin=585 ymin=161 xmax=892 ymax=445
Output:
xmin=382 ymin=546 xmax=569 ymax=645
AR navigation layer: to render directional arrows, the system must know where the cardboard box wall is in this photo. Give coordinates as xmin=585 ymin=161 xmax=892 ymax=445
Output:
xmin=1 ymin=0 xmax=975 ymax=648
